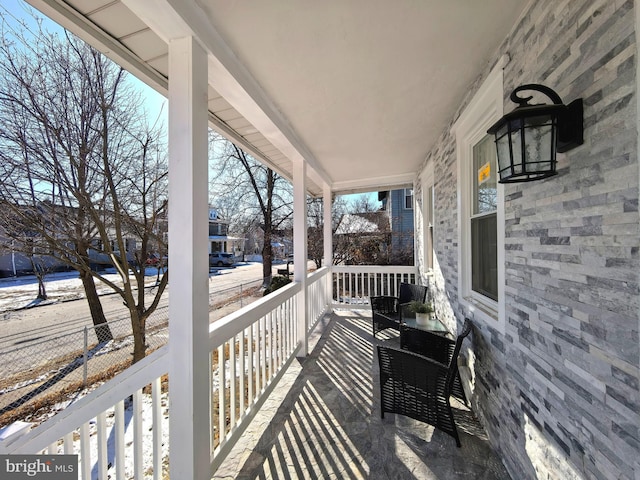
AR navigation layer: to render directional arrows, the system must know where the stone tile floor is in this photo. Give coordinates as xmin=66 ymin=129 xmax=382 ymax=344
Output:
xmin=214 ymin=310 xmax=512 ymax=479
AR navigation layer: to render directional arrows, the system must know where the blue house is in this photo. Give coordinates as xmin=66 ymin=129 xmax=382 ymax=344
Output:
xmin=378 ymin=188 xmax=414 ymax=264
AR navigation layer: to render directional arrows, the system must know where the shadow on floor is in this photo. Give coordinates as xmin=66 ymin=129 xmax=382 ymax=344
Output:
xmin=214 ymin=310 xmax=511 ymax=480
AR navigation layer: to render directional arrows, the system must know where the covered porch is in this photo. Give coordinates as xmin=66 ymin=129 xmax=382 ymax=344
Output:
xmin=2 ymin=1 xmax=638 ymax=479
xmin=0 ymin=265 xmax=507 ymax=479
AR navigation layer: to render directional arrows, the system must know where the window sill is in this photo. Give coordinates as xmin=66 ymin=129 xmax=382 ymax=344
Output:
xmin=461 ymin=294 xmax=498 ymax=323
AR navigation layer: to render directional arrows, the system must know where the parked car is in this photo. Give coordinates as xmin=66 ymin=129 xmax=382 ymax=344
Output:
xmin=145 ymin=253 xmax=161 ymax=266
xmin=209 ymin=252 xmax=235 ymax=267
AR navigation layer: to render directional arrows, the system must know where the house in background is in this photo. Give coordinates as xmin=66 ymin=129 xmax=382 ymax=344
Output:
xmin=332 ymin=211 xmax=390 ymax=265
xmin=0 ymin=203 xmax=139 ymax=276
xmin=379 ymin=188 xmax=415 ymax=264
xmin=208 ymin=207 xmax=243 ymax=255
xmin=244 ymin=225 xmax=292 ymax=261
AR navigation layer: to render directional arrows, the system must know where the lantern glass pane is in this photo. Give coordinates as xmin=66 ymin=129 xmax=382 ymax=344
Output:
xmin=510 ymin=124 xmax=523 ymax=175
xmin=524 ymin=115 xmax=554 ymax=173
xmin=496 ymin=132 xmax=511 ymax=177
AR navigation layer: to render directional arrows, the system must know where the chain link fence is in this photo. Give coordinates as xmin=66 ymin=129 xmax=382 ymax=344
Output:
xmin=0 ymin=279 xmax=264 ymax=427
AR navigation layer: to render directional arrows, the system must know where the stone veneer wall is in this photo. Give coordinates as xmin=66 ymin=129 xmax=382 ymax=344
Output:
xmin=415 ymin=1 xmax=639 ymax=478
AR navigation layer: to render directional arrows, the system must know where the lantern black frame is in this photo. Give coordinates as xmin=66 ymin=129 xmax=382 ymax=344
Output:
xmin=487 ymin=84 xmax=583 ymax=183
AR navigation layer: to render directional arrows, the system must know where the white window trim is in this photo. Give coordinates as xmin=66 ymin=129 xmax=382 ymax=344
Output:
xmin=421 ymin=162 xmax=434 ymax=273
xmin=452 ymin=61 xmax=506 ymax=333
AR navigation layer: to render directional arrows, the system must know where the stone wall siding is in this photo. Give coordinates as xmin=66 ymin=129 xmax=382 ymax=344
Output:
xmin=416 ymin=1 xmax=639 ymax=478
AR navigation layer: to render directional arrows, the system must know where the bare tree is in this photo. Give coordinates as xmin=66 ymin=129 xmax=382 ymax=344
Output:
xmin=307 ymin=195 xmax=350 ymax=268
xmin=0 ymin=13 xmax=168 ymax=362
xmin=210 ymin=134 xmax=293 ymax=286
xmin=307 ymin=194 xmax=391 ymax=266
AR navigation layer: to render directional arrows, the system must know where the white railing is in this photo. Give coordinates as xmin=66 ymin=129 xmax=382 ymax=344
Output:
xmin=332 ymin=265 xmax=420 ymax=307
xmin=307 ymin=267 xmax=331 ymax=333
xmin=0 ymin=346 xmax=170 ymax=480
xmin=208 ymin=280 xmax=302 ymax=473
xmin=0 ymin=266 xmax=416 ymax=478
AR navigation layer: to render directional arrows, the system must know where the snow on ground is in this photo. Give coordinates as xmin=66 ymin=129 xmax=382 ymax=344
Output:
xmin=81 ymin=391 xmax=170 ymax=480
xmin=0 ymin=269 xmax=163 ymax=313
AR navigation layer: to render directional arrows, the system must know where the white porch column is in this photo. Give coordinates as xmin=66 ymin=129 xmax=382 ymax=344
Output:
xmin=167 ymin=36 xmax=210 ymax=480
xmin=323 ymin=184 xmax=333 ymax=308
xmin=293 ymin=158 xmax=308 ymax=357
xmin=323 ymin=183 xmax=333 ymax=268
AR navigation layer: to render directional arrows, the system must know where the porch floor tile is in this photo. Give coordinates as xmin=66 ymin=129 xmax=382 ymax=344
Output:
xmin=213 ymin=310 xmax=511 ymax=480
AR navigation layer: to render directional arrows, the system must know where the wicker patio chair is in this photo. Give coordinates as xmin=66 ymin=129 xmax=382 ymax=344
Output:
xmin=371 ymin=283 xmax=427 ymax=337
xmin=377 ymin=318 xmax=472 ymax=447
xmin=400 ymin=323 xmax=468 ymax=405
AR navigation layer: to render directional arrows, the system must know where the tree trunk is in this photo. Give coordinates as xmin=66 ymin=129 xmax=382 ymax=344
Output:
xmin=37 ymin=279 xmax=47 ymax=300
xmin=131 ymin=309 xmax=147 ymax=364
xmin=79 ymin=269 xmax=113 ymax=343
xmin=30 ymin=259 xmax=47 ymax=300
xmin=262 ymin=228 xmax=273 ymax=287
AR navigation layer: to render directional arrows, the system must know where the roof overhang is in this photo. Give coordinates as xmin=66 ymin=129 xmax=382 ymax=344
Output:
xmin=25 ymin=0 xmax=529 ymax=197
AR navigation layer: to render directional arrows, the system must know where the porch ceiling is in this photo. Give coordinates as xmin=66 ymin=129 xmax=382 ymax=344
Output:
xmin=26 ymin=0 xmax=528 ymax=196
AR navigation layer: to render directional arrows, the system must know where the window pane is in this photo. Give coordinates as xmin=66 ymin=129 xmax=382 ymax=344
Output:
xmin=405 ymin=188 xmax=414 ymax=209
xmin=473 ymin=136 xmax=497 ymax=215
xmin=471 ymin=213 xmax=497 ymax=301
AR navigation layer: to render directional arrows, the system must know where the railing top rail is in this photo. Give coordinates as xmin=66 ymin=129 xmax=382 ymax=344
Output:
xmin=307 ymin=266 xmax=330 ymax=282
xmin=0 ymin=345 xmax=170 ymax=454
xmin=209 ymin=281 xmax=302 ymax=351
xmin=331 ymin=265 xmax=419 ymax=274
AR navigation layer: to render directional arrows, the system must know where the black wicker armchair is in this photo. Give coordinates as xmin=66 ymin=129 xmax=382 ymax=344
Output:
xmin=400 ymin=323 xmax=468 ymax=405
xmin=377 ymin=318 xmax=472 ymax=447
xmin=371 ymin=283 xmax=427 ymax=337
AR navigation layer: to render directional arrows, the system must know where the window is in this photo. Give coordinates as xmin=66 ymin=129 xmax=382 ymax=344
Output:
xmin=471 ymin=136 xmax=497 ymax=300
xmin=453 ymin=60 xmax=505 ymax=330
xmin=404 ymin=188 xmax=414 ymax=209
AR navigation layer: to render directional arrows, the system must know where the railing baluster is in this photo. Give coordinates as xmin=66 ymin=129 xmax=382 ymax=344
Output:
xmin=63 ymin=433 xmax=73 ymax=455
xmin=229 ymin=335 xmax=237 ymax=429
xmin=239 ymin=328 xmax=246 ymax=417
xmin=248 ymin=323 xmax=254 ymax=405
xmin=134 ymin=389 xmax=143 ymax=480
xmin=255 ymin=320 xmax=261 ymax=394
xmin=80 ymin=422 xmax=91 ymax=480
xmin=261 ymin=316 xmax=267 ymax=389
xmin=152 ymin=377 xmax=162 ymax=480
xmin=279 ymin=304 xmax=284 ymax=368
xmin=272 ymin=309 xmax=278 ymax=370
xmin=214 ymin=350 xmax=220 ymax=454
xmin=267 ymin=312 xmax=273 ymax=380
xmin=218 ymin=344 xmax=226 ymax=444
xmin=287 ymin=297 xmax=291 ymax=353
xmin=115 ymin=399 xmax=125 ymax=480
xmin=97 ymin=411 xmax=108 ymax=479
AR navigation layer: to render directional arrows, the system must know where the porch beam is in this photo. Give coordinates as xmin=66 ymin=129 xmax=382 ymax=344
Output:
xmin=293 ymin=158 xmax=308 ymax=357
xmin=167 ymin=36 xmax=210 ymax=480
xmin=122 ymin=0 xmax=331 ymax=191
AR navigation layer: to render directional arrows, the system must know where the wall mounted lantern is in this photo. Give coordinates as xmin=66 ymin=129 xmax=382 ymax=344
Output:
xmin=487 ymin=84 xmax=583 ymax=183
